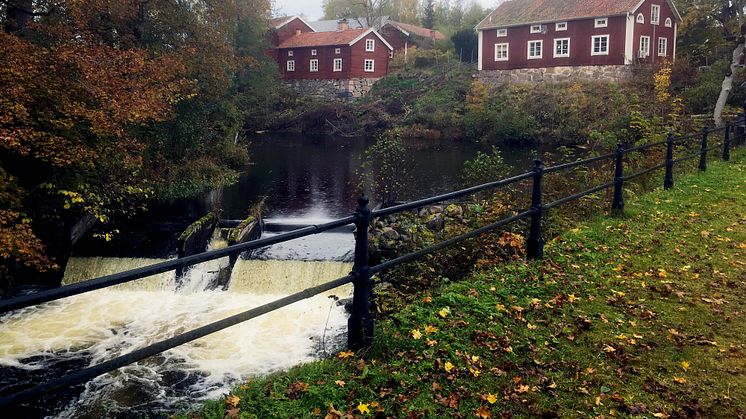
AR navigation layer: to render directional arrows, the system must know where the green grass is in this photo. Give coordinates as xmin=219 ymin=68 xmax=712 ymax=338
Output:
xmin=182 ymin=150 xmax=746 ymax=418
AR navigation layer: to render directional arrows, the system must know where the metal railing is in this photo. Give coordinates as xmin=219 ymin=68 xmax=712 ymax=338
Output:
xmin=0 ymin=115 xmax=743 ymax=407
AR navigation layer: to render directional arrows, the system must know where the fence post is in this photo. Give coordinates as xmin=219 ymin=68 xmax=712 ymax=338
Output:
xmin=664 ymin=131 xmax=674 ymax=190
xmin=698 ymin=127 xmax=708 ymax=171
xmin=723 ymin=122 xmax=731 ymax=161
xmin=526 ymin=159 xmax=544 ymax=260
xmin=611 ymin=142 xmax=625 ymax=214
xmin=348 ymin=195 xmax=373 ymax=350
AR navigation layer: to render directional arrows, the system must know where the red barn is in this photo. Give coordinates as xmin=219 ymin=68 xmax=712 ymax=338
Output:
xmin=475 ymin=0 xmax=681 ymax=77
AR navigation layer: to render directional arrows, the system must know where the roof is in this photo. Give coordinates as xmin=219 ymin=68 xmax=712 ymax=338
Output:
xmin=277 ymin=28 xmax=394 ymax=50
xmin=270 ymin=15 xmax=315 ymax=31
xmin=385 ymin=21 xmax=446 ymax=41
xmin=309 ymin=16 xmax=391 ymax=32
xmin=475 ymin=0 xmax=681 ymax=30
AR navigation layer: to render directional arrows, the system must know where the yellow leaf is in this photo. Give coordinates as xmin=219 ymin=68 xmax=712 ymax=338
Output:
xmin=357 ymin=402 xmax=370 ymax=414
xmin=568 ymin=294 xmax=577 ymax=303
xmin=335 ymin=380 xmax=346 ymax=387
xmin=603 ymin=345 xmax=616 ymax=353
xmin=681 ymin=361 xmax=690 ymax=371
xmin=337 ymin=350 xmax=354 ymax=359
xmin=658 ymin=269 xmax=668 ymax=278
xmin=527 ymin=323 xmax=538 ymax=330
xmin=673 ymin=377 xmax=687 ymax=384
xmin=425 ymin=325 xmax=438 ymax=334
xmin=444 ymin=361 xmax=455 ymax=373
xmin=426 ymin=338 xmax=438 ymax=347
xmin=469 ymin=367 xmax=481 ymax=377
xmin=411 ymin=329 xmax=423 ymax=340
xmin=516 ymin=384 xmax=530 ymax=394
xmin=226 ymin=395 xmax=240 ymax=408
xmin=653 ymin=413 xmax=669 ymax=418
xmin=439 ymin=307 xmax=450 ymax=318
xmin=615 ymin=334 xmax=627 ymax=340
xmin=486 ymin=393 xmax=498 ymax=404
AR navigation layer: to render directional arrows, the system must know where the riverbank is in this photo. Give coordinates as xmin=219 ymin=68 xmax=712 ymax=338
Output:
xmin=184 ymin=150 xmax=745 ymax=418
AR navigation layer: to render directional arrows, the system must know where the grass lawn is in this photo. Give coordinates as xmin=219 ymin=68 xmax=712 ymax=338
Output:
xmin=184 ymin=150 xmax=745 ymax=418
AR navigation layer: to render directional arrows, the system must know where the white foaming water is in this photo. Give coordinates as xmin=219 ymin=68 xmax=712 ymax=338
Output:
xmin=0 ymin=241 xmax=352 ymax=416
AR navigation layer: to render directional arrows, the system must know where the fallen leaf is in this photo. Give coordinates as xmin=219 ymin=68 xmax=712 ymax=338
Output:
xmin=226 ymin=395 xmax=240 ymax=408
xmin=334 ymin=380 xmax=346 ymax=387
xmin=357 ymin=402 xmax=370 ymax=414
xmin=444 ymin=361 xmax=455 ymax=373
xmin=337 ymin=350 xmax=354 ymax=359
xmin=486 ymin=393 xmax=498 ymax=404
xmin=475 ymin=405 xmax=492 ymax=418
xmin=681 ymin=361 xmax=690 ymax=372
xmin=411 ymin=329 xmax=423 ymax=340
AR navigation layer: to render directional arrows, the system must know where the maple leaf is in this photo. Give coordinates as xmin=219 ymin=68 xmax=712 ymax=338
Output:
xmin=516 ymin=384 xmax=530 ymax=394
xmin=469 ymin=367 xmax=481 ymax=377
xmin=326 ymin=403 xmax=343 ymax=419
xmin=337 ymin=350 xmax=354 ymax=359
xmin=334 ymin=380 xmax=346 ymax=387
xmin=426 ymin=338 xmax=438 ymax=347
xmin=681 ymin=361 xmax=690 ymax=371
xmin=425 ymin=325 xmax=438 ymax=334
xmin=603 ymin=345 xmax=616 ymax=353
xmin=657 ymin=269 xmax=668 ymax=278
xmin=225 ymin=395 xmax=240 ymax=408
xmin=486 ymin=393 xmax=498 ymax=404
xmin=568 ymin=294 xmax=578 ymax=303
xmin=411 ymin=329 xmax=423 ymax=340
xmin=357 ymin=402 xmax=370 ymax=414
xmin=422 ymin=296 xmax=433 ymax=303
xmin=439 ymin=307 xmax=451 ymax=318
xmin=444 ymin=361 xmax=455 ymax=372
xmin=475 ymin=405 xmax=492 ymax=418
xmin=673 ymin=377 xmax=687 ymax=384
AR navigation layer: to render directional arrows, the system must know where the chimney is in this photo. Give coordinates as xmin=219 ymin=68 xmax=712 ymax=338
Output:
xmin=337 ymin=18 xmax=349 ymax=31
xmin=295 ymin=29 xmax=302 ymax=36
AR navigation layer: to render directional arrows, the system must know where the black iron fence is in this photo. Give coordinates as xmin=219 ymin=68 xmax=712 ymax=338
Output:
xmin=0 ymin=116 xmax=744 ymax=407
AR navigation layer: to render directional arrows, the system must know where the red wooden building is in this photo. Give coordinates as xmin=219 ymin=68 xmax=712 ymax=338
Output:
xmin=380 ymin=21 xmax=445 ymax=59
xmin=276 ymin=26 xmax=393 ymax=80
xmin=269 ymin=16 xmax=316 ymax=46
xmin=475 ymin=0 xmax=681 ymax=72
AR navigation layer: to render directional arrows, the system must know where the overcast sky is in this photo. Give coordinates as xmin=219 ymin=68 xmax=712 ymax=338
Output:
xmin=273 ymin=0 xmax=499 ymax=22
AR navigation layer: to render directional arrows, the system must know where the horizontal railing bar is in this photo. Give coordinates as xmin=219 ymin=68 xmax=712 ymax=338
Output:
xmin=624 ymin=139 xmax=668 ymax=154
xmin=0 ymin=274 xmax=353 ymax=408
xmin=0 ymin=216 xmax=356 ymax=314
xmin=372 ymin=172 xmax=534 ymax=218
xmin=671 ymin=150 xmax=703 ymax=164
xmin=622 ymin=161 xmax=667 ymax=181
xmin=543 ymin=152 xmax=615 ymax=174
xmin=543 ymin=181 xmax=615 ymax=210
xmin=673 ymin=131 xmax=703 ymax=144
xmin=370 ymin=209 xmax=534 ymax=275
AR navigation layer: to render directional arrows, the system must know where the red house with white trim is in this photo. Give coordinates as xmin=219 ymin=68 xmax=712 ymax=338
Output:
xmin=475 ymin=0 xmax=681 ymax=79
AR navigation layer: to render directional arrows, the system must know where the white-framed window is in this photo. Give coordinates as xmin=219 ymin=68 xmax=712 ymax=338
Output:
xmin=494 ymin=43 xmax=509 ymax=61
xmin=286 ymin=60 xmax=295 ymax=71
xmin=554 ymin=38 xmax=570 ymax=58
xmin=651 ymin=4 xmax=660 ymax=25
xmin=496 ymin=28 xmax=507 ymax=37
xmin=665 ymin=17 xmax=672 ymax=28
xmin=591 ymin=35 xmax=609 ymax=55
xmin=333 ymin=58 xmax=342 ymax=72
xmin=595 ymin=18 xmax=608 ymax=28
xmin=335 ymin=47 xmax=341 ymax=54
xmin=287 ymin=50 xmax=294 ymax=57
xmin=555 ymin=22 xmax=567 ymax=31
xmin=658 ymin=37 xmax=667 ymax=56
xmin=636 ymin=13 xmax=644 ymax=24
xmin=639 ymin=36 xmax=650 ymax=57
xmin=364 ymin=59 xmax=374 ymax=72
xmin=530 ymin=24 xmax=542 ymax=34
xmin=310 ymin=59 xmax=318 ymax=72
xmin=311 ymin=49 xmax=317 ymax=56
xmin=389 ymin=50 xmax=393 ymax=58
xmin=527 ymin=40 xmax=542 ymax=59
xmin=365 ymin=39 xmax=375 ymax=52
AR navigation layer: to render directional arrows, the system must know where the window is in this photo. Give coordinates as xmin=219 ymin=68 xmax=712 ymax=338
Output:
xmin=310 ymin=59 xmax=318 ymax=72
xmin=528 ymin=40 xmax=542 ymax=59
xmin=595 ymin=18 xmax=608 ymax=28
xmin=591 ymin=35 xmax=609 ymax=55
xmin=639 ymin=36 xmax=650 ymax=57
xmin=311 ymin=49 xmax=317 ymax=56
xmin=364 ymin=59 xmax=374 ymax=72
xmin=286 ymin=60 xmax=295 ymax=71
xmin=530 ymin=24 xmax=542 ymax=34
xmin=665 ymin=17 xmax=672 ymax=28
xmin=335 ymin=48 xmax=341 ymax=54
xmin=333 ymin=58 xmax=342 ymax=72
xmin=555 ymin=22 xmax=567 ymax=31
xmin=651 ymin=4 xmax=660 ymax=25
xmin=554 ymin=38 xmax=570 ymax=58
xmin=496 ymin=28 xmax=507 ymax=37
xmin=389 ymin=50 xmax=393 ymax=59
xmin=636 ymin=13 xmax=644 ymax=24
xmin=365 ymin=39 xmax=375 ymax=52
xmin=288 ymin=50 xmax=294 ymax=57
xmin=494 ymin=43 xmax=509 ymax=61
xmin=658 ymin=37 xmax=667 ymax=56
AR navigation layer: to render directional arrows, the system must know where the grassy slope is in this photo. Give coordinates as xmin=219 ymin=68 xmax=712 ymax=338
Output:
xmin=187 ymin=150 xmax=745 ymax=418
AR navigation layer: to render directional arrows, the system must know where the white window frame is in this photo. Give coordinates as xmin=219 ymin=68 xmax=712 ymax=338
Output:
xmin=555 ymin=22 xmax=567 ymax=31
xmin=527 ymin=40 xmax=542 ymax=59
xmin=591 ymin=35 xmax=609 ymax=56
xmin=389 ymin=50 xmax=393 ymax=59
xmin=287 ymin=50 xmax=294 ymax=57
xmin=335 ymin=47 xmax=341 ymax=54
xmin=310 ymin=59 xmax=318 ymax=72
xmin=658 ymin=37 xmax=667 ymax=56
xmin=665 ymin=17 xmax=672 ymax=28
xmin=594 ymin=18 xmax=608 ymax=28
xmin=636 ymin=13 xmax=644 ymax=24
xmin=286 ymin=60 xmax=295 ymax=71
xmin=639 ymin=36 xmax=650 ymax=57
xmin=530 ymin=24 xmax=542 ymax=34
xmin=333 ymin=58 xmax=342 ymax=72
xmin=364 ymin=58 xmax=375 ymax=72
xmin=554 ymin=38 xmax=570 ymax=58
xmin=496 ymin=28 xmax=507 ymax=37
xmin=311 ymin=49 xmax=317 ymax=56
xmin=494 ymin=43 xmax=509 ymax=61
xmin=651 ymin=4 xmax=660 ymax=25
xmin=365 ymin=39 xmax=375 ymax=52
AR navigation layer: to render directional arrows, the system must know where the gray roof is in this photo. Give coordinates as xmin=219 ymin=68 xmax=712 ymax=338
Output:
xmin=309 ymin=16 xmax=390 ymax=32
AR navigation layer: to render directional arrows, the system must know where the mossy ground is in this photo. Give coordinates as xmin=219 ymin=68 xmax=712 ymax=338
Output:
xmin=182 ymin=150 xmax=745 ymax=418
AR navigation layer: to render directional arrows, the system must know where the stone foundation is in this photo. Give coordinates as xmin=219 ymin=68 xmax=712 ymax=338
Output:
xmin=477 ymin=65 xmax=632 ymax=86
xmin=285 ymin=78 xmax=379 ymax=100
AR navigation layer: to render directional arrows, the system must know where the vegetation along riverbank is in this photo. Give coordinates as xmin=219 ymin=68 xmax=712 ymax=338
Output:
xmin=184 ymin=149 xmax=745 ymax=418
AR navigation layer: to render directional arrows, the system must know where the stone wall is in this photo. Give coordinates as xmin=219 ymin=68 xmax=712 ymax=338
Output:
xmin=477 ymin=65 xmax=632 ymax=86
xmin=285 ymin=78 xmax=379 ymax=100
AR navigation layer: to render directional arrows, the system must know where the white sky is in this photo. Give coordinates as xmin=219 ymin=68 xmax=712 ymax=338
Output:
xmin=273 ymin=0 xmax=499 ymax=21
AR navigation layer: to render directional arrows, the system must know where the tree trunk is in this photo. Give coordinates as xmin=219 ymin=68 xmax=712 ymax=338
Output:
xmin=4 ymin=0 xmax=33 ymax=35
xmin=714 ymin=38 xmax=745 ymax=127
